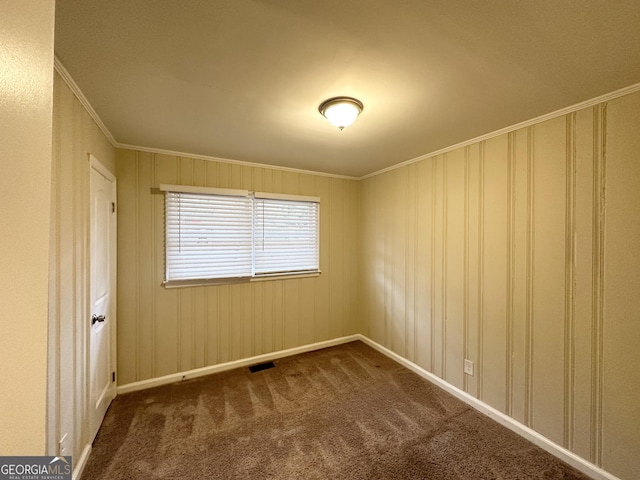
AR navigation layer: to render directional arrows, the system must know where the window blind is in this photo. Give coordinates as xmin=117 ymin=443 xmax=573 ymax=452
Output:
xmin=163 ymin=185 xmax=320 ymax=283
xmin=165 ymin=191 xmax=253 ymax=281
xmin=253 ymin=197 xmax=319 ymax=275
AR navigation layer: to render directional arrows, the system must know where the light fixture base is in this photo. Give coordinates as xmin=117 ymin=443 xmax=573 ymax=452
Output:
xmin=319 ymin=96 xmax=363 ymax=130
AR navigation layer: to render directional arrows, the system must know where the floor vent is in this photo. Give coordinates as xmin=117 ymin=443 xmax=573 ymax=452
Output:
xmin=249 ymin=361 xmax=275 ymax=373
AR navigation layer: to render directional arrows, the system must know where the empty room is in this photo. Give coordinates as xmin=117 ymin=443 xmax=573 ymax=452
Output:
xmin=2 ymin=1 xmax=639 ymax=479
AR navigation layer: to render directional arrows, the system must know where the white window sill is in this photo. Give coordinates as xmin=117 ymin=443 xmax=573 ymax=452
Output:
xmin=250 ymin=271 xmax=321 ymax=283
xmin=163 ymin=271 xmax=321 ymax=289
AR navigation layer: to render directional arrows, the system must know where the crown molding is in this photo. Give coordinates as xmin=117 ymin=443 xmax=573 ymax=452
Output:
xmin=53 ymin=57 xmax=118 ymax=146
xmin=54 ymin=57 xmax=640 ymax=182
xmin=53 ymin=57 xmax=357 ymax=180
xmin=116 ymin=144 xmax=359 ymax=180
xmin=359 ymin=81 xmax=640 ymax=180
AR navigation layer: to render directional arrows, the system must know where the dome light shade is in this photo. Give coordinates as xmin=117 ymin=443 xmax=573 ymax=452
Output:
xmin=319 ymin=97 xmax=363 ymax=130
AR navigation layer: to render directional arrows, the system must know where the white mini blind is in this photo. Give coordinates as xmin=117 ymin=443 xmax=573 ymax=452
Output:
xmin=253 ymin=197 xmax=319 ymax=275
xmin=163 ymin=186 xmax=320 ymax=283
xmin=165 ymin=191 xmax=253 ymax=281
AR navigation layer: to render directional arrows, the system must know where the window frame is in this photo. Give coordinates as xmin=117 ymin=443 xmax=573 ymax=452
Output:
xmin=160 ymin=184 xmax=321 ymax=288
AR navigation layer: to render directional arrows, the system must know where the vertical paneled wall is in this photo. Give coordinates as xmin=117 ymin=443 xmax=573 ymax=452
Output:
xmin=360 ymin=91 xmax=640 ymax=480
xmin=116 ymin=150 xmax=360 ymax=386
xmin=601 ymin=93 xmax=640 ymax=480
xmin=49 ymin=72 xmax=116 ymax=460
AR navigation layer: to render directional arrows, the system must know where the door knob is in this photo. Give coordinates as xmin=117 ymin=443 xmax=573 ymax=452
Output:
xmin=91 ymin=314 xmax=106 ymax=325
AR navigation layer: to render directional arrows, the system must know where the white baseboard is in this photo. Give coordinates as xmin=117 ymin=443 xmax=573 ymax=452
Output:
xmin=73 ymin=443 xmax=91 ymax=480
xmin=356 ymin=334 xmax=619 ymax=480
xmin=117 ymin=334 xmax=360 ymax=395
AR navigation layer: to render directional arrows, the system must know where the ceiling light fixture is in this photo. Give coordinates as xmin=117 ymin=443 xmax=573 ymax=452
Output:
xmin=318 ymin=97 xmax=363 ymax=131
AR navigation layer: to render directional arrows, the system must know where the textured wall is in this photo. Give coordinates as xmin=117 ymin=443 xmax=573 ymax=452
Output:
xmin=0 ymin=0 xmax=54 ymax=455
xmin=48 ymin=71 xmax=115 ymax=460
xmin=360 ymin=91 xmax=640 ymax=480
xmin=116 ymin=150 xmax=360 ymax=385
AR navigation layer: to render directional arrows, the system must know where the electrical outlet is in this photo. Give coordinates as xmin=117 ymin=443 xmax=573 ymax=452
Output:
xmin=58 ymin=433 xmax=70 ymax=457
xmin=463 ymin=359 xmax=474 ymax=376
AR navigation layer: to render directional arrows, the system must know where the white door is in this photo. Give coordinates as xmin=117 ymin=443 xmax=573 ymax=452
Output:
xmin=89 ymin=156 xmax=117 ymax=442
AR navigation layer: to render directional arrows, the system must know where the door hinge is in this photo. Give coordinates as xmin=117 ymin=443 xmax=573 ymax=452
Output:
xmin=111 ymin=202 xmax=115 ymax=213
xmin=112 ymin=371 xmax=116 ymax=383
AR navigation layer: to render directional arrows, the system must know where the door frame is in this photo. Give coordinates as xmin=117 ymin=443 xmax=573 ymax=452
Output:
xmin=87 ymin=153 xmax=117 ymax=441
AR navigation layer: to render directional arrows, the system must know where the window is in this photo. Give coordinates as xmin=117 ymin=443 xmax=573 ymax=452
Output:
xmin=161 ymin=185 xmax=320 ymax=284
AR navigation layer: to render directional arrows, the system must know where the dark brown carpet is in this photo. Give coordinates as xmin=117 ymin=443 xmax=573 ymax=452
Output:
xmin=83 ymin=341 xmax=590 ymax=479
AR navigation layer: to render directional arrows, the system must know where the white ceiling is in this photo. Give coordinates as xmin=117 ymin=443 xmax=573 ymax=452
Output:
xmin=54 ymin=0 xmax=640 ymax=177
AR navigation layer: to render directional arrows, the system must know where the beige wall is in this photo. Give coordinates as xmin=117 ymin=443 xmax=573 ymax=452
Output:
xmin=360 ymin=91 xmax=640 ymax=480
xmin=116 ymin=149 xmax=360 ymax=385
xmin=601 ymin=93 xmax=640 ymax=479
xmin=48 ymin=71 xmax=115 ymax=460
xmin=0 ymin=0 xmax=55 ymax=455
